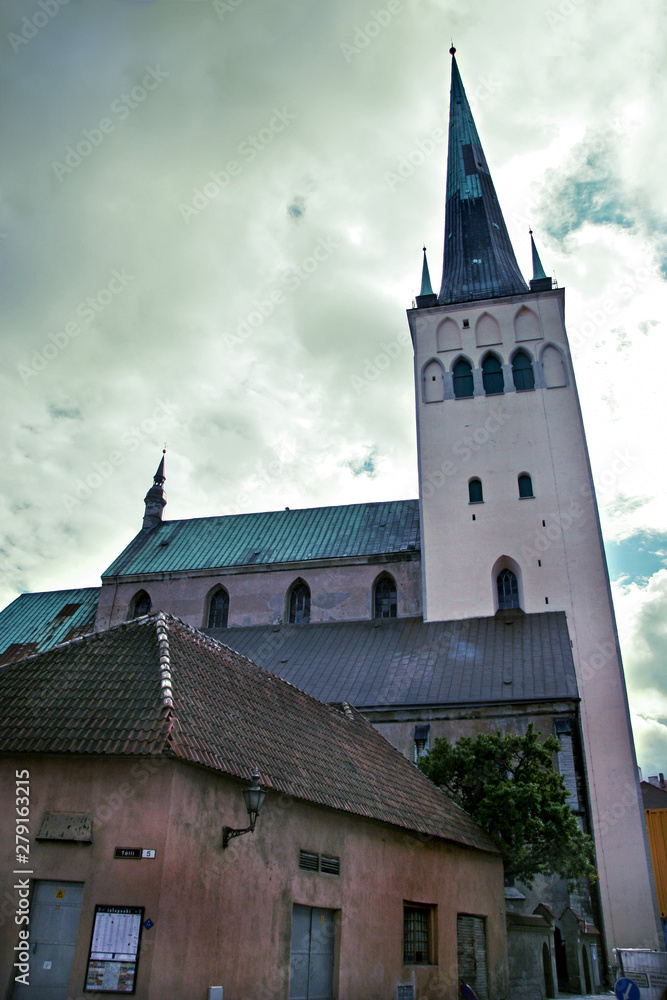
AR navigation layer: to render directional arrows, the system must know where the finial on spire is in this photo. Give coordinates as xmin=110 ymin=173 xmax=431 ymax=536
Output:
xmin=415 ymin=246 xmax=438 ymax=308
xmin=449 ymin=40 xmax=456 ymax=55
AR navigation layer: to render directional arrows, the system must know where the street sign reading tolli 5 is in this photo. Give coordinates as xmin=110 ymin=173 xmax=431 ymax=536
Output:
xmin=615 ymin=978 xmax=641 ymax=1000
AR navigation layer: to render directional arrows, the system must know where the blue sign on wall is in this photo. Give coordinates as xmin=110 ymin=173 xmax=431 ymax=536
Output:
xmin=615 ymin=978 xmax=641 ymax=1000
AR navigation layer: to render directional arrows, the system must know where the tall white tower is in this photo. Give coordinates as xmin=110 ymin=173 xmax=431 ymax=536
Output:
xmin=407 ymin=47 xmax=660 ymax=953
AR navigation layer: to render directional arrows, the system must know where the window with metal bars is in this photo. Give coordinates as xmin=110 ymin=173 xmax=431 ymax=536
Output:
xmin=289 ymin=581 xmax=311 ymax=624
xmin=207 ymin=588 xmax=229 ymax=628
xmin=452 ymin=358 xmax=474 ymax=398
xmin=404 ymin=905 xmax=433 ymax=964
xmin=482 ymin=354 xmax=504 ymax=395
xmin=512 ymin=350 xmax=535 ymax=391
xmin=497 ymin=569 xmax=520 ymax=610
xmin=374 ymin=576 xmax=397 ymax=619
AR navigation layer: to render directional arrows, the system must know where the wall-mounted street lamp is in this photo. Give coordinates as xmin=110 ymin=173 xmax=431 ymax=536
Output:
xmin=222 ymin=767 xmax=266 ymax=849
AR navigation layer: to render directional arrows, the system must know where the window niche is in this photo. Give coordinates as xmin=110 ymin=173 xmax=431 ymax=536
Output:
xmin=404 ymin=904 xmax=435 ymax=965
xmin=518 ymin=473 xmax=534 ymax=498
xmin=512 ymin=350 xmax=535 ymax=391
xmin=288 ymin=581 xmax=311 ymax=624
xmin=423 ymin=360 xmax=445 ymax=403
xmin=452 ymin=358 xmax=474 ymax=399
xmin=207 ymin=587 xmax=229 ymax=629
xmin=468 ymin=478 xmax=483 ymax=504
xmin=482 ymin=354 xmax=504 ymax=395
xmin=374 ymin=575 xmax=397 ymax=619
xmin=130 ymin=590 xmax=151 ymax=619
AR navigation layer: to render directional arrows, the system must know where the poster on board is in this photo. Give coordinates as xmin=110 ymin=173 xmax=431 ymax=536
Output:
xmin=85 ymin=905 xmax=144 ymax=994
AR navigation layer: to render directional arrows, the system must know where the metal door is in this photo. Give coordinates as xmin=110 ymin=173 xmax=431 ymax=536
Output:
xmin=289 ymin=904 xmax=335 ymax=1000
xmin=13 ymin=881 xmax=84 ymax=1000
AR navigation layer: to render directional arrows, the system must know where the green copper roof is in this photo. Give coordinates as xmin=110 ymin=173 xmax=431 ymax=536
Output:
xmin=0 ymin=587 xmax=100 ymax=664
xmin=439 ymin=51 xmax=527 ymax=304
xmin=103 ymin=499 xmax=421 ymax=578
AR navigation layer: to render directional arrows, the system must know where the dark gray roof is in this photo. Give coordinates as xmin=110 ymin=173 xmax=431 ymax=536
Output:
xmin=205 ymin=611 xmax=578 ymax=709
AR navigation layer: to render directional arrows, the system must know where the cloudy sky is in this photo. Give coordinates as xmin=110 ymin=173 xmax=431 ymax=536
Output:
xmin=1 ymin=0 xmax=666 ymax=773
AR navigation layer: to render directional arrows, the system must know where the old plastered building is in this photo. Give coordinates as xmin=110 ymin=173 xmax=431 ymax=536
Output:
xmin=0 ymin=47 xmax=660 ymax=997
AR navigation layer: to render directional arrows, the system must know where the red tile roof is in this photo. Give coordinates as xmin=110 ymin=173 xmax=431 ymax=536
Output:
xmin=0 ymin=613 xmax=497 ymax=854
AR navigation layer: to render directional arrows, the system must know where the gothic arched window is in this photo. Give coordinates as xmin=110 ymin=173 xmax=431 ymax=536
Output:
xmin=207 ymin=588 xmax=229 ymax=628
xmin=288 ymin=581 xmax=311 ymax=624
xmin=518 ymin=474 xmax=534 ymax=498
xmin=512 ymin=350 xmax=535 ymax=391
xmin=482 ymin=354 xmax=504 ymax=395
xmin=497 ymin=570 xmax=519 ymax=610
xmin=452 ymin=359 xmax=474 ymax=399
xmin=131 ymin=590 xmax=151 ymax=618
xmin=374 ymin=576 xmax=397 ymax=619
xmin=468 ymin=478 xmax=483 ymax=503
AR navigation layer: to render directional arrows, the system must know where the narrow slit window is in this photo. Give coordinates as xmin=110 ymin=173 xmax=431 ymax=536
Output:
xmin=468 ymin=478 xmax=483 ymax=504
xmin=132 ymin=591 xmax=151 ymax=618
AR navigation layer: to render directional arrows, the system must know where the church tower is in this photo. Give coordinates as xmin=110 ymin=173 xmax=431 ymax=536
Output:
xmin=408 ymin=48 xmax=659 ymax=951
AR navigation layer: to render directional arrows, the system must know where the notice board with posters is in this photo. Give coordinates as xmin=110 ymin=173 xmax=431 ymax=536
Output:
xmin=85 ymin=905 xmax=144 ymax=994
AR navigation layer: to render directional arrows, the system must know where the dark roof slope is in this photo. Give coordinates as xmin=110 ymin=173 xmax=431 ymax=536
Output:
xmin=0 ymin=588 xmax=99 ymax=665
xmin=205 ymin=612 xmax=578 ymax=708
xmin=102 ymin=499 xmax=420 ymax=578
xmin=0 ymin=614 xmax=496 ymax=853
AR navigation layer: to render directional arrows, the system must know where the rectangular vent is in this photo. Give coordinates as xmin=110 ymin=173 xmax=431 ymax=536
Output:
xmin=320 ymin=855 xmax=340 ymax=876
xmin=397 ymin=987 xmax=414 ymax=1000
xmin=299 ymin=850 xmax=319 ymax=872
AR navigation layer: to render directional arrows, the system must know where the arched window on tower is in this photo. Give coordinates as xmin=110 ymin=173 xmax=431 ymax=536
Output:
xmin=497 ymin=570 xmax=519 ymax=610
xmin=482 ymin=354 xmax=504 ymax=395
xmin=452 ymin=358 xmax=474 ymax=398
xmin=468 ymin=478 xmax=483 ymax=503
xmin=130 ymin=590 xmax=151 ymax=619
xmin=374 ymin=575 xmax=397 ymax=619
xmin=288 ymin=581 xmax=311 ymax=624
xmin=512 ymin=350 xmax=535 ymax=391
xmin=207 ymin=588 xmax=229 ymax=628
xmin=518 ymin=473 xmax=534 ymax=498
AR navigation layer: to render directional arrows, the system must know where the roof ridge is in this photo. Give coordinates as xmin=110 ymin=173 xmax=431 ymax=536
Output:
xmin=154 ymin=611 xmax=174 ymax=710
xmin=156 ymin=497 xmax=419 ymax=526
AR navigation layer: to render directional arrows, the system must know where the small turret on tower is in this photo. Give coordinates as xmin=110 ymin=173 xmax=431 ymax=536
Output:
xmin=528 ymin=230 xmax=554 ymax=292
xmin=142 ymin=451 xmax=167 ymax=531
xmin=415 ymin=247 xmax=438 ymax=308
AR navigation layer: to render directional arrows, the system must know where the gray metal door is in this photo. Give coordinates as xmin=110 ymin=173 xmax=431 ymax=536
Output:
xmin=289 ymin=904 xmax=335 ymax=1000
xmin=13 ymin=881 xmax=84 ymax=1000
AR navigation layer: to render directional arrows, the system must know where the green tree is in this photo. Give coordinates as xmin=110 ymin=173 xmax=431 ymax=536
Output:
xmin=418 ymin=724 xmax=598 ymax=887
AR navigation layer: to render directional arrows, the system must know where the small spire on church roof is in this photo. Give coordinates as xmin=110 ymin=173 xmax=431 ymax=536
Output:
xmin=416 ymin=247 xmax=438 ymax=308
xmin=528 ymin=230 xmax=554 ymax=291
xmin=143 ymin=450 xmax=167 ymax=531
xmin=153 ymin=449 xmax=166 ymax=487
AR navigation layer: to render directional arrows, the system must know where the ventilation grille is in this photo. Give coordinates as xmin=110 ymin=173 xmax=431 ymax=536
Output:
xmin=299 ymin=850 xmax=319 ymax=872
xmin=320 ymin=855 xmax=340 ymax=876
xmin=298 ymin=850 xmax=340 ymax=876
xmin=397 ymin=987 xmax=414 ymax=1000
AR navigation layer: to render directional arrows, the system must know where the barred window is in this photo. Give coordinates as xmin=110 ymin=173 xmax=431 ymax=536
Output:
xmin=289 ymin=582 xmax=311 ymax=624
xmin=374 ymin=576 xmax=397 ymax=619
xmin=482 ymin=354 xmax=504 ymax=395
xmin=207 ymin=588 xmax=229 ymax=628
xmin=497 ymin=569 xmax=519 ymax=610
xmin=404 ymin=906 xmax=432 ymax=964
xmin=512 ymin=350 xmax=535 ymax=391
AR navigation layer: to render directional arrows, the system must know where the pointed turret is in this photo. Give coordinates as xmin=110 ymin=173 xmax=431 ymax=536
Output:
xmin=416 ymin=247 xmax=438 ymax=308
xmin=142 ymin=451 xmax=167 ymax=531
xmin=439 ymin=48 xmax=528 ymax=304
xmin=529 ymin=229 xmax=554 ymax=291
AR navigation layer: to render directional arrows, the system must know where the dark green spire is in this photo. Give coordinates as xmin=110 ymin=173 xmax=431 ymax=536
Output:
xmin=416 ymin=247 xmax=438 ymax=308
xmin=439 ymin=48 xmax=528 ymax=304
xmin=528 ymin=230 xmax=554 ymax=291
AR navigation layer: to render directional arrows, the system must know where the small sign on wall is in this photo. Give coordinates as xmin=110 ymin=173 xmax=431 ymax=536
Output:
xmin=85 ymin=905 xmax=144 ymax=994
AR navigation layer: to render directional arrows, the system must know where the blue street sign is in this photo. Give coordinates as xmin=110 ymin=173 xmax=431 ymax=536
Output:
xmin=615 ymin=978 xmax=641 ymax=1000
xmin=143 ymin=918 xmax=154 ymax=930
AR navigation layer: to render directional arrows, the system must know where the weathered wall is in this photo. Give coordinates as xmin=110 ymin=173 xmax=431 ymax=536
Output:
xmin=0 ymin=754 xmax=507 ymax=1000
xmin=96 ymin=556 xmax=422 ymax=630
xmin=408 ymin=287 xmax=660 ymax=950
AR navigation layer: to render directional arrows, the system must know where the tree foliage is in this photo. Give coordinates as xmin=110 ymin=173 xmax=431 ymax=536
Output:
xmin=417 ymin=724 xmax=598 ymax=887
